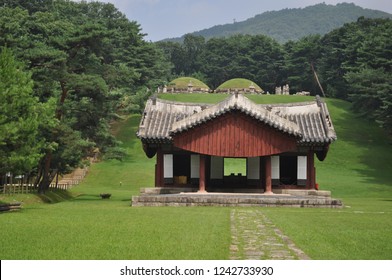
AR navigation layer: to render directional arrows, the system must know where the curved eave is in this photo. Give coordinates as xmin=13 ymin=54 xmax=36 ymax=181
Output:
xmin=299 ymin=136 xmax=336 ymax=144
xmin=140 ymin=137 xmax=172 ymax=144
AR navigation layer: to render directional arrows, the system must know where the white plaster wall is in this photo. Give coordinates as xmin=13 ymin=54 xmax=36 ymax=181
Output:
xmin=297 ymin=156 xmax=307 ymax=180
xmin=247 ymin=157 xmax=260 ymax=180
xmin=163 ymin=154 xmax=173 ymax=178
xmin=271 ymin=156 xmax=280 ymax=179
xmin=210 ymin=156 xmax=224 ymax=179
xmin=190 ymin=154 xmax=200 ymax=179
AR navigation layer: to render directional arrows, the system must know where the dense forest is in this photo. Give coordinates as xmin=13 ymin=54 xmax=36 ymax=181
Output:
xmin=167 ymin=3 xmax=392 ymax=44
xmin=1 ymin=0 xmax=391 ymax=192
xmin=0 ymin=0 xmax=170 ymax=192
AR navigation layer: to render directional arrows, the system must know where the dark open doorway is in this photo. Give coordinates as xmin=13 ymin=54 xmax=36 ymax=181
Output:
xmin=280 ymin=156 xmax=297 ymax=185
xmin=173 ymin=154 xmax=190 ymax=184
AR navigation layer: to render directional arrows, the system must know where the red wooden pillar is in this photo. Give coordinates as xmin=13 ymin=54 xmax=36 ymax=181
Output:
xmin=307 ymin=151 xmax=316 ymax=189
xmin=264 ymin=156 xmax=273 ymax=194
xmin=198 ymin=154 xmax=206 ymax=193
xmin=258 ymin=157 xmax=264 ymax=191
xmin=156 ymin=148 xmax=164 ymax=187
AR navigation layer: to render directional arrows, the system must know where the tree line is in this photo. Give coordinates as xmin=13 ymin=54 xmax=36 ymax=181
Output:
xmin=157 ymin=17 xmax=392 ymax=135
xmin=1 ymin=0 xmax=391 ymax=193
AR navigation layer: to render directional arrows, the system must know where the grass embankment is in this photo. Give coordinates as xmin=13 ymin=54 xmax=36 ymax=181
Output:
xmin=1 ymin=94 xmax=391 ymax=259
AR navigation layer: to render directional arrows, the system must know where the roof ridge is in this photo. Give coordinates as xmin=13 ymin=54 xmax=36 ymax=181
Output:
xmin=154 ymin=97 xmax=211 ymax=107
xmin=261 ymin=100 xmax=317 ymax=108
xmin=170 ymin=94 xmax=302 ymax=137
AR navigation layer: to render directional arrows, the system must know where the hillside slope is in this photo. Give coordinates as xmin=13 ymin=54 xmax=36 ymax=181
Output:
xmin=166 ymin=3 xmax=391 ymax=43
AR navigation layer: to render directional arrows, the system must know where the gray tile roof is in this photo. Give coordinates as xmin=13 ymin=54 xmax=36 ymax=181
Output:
xmin=137 ymin=94 xmax=336 ymax=145
xmin=171 ymin=94 xmax=301 ymax=137
xmin=265 ymin=96 xmax=337 ymax=144
xmin=137 ymin=98 xmax=205 ymax=142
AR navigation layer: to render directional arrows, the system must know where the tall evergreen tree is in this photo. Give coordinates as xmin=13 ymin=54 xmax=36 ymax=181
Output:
xmin=284 ymin=35 xmax=323 ymax=95
xmin=0 ymin=47 xmax=52 ymax=177
xmin=320 ymin=17 xmax=392 ymax=134
xmin=1 ymin=0 xmax=171 ymax=192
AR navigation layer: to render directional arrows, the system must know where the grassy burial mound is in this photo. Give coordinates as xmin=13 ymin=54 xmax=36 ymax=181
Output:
xmin=166 ymin=77 xmax=210 ymax=92
xmin=216 ymin=78 xmax=263 ymax=93
xmin=0 ymin=95 xmax=391 ymax=260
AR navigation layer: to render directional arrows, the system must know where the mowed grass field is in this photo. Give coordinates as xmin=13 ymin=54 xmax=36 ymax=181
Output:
xmin=1 ymin=94 xmax=391 ymax=260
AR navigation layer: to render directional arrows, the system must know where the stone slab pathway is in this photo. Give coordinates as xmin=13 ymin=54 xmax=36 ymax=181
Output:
xmin=230 ymin=209 xmax=310 ymax=260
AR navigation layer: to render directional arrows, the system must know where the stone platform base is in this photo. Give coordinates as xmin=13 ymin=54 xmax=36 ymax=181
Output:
xmin=131 ymin=192 xmax=343 ymax=208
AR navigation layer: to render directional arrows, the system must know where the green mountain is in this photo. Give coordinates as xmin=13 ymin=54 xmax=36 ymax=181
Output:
xmin=166 ymin=3 xmax=392 ymax=43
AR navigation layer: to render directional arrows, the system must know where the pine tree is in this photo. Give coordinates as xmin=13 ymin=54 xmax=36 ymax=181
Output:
xmin=0 ymin=47 xmax=50 ymax=176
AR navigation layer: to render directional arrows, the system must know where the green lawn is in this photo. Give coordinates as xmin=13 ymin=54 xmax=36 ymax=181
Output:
xmin=224 ymin=158 xmax=247 ymax=176
xmin=1 ymin=94 xmax=391 ymax=260
xmin=262 ymin=200 xmax=392 ymax=259
xmin=0 ymin=203 xmax=230 ymax=259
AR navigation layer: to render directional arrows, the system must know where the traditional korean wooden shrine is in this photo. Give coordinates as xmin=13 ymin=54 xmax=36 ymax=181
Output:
xmin=133 ymin=78 xmax=342 ymax=207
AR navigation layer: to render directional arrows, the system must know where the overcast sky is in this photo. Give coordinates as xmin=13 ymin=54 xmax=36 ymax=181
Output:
xmin=89 ymin=0 xmax=392 ymax=41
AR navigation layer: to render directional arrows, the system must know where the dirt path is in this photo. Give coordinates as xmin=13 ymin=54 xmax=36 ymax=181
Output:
xmin=230 ymin=209 xmax=310 ymax=260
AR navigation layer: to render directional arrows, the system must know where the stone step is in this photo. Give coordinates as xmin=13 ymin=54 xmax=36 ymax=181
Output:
xmin=274 ymin=189 xmax=331 ymax=197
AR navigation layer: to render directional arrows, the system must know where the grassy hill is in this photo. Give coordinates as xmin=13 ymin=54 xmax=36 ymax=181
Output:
xmin=168 ymin=77 xmax=210 ymax=89
xmin=1 ymin=95 xmax=391 ymax=259
xmin=216 ymin=78 xmax=263 ymax=92
xmin=166 ymin=3 xmax=392 ymax=43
